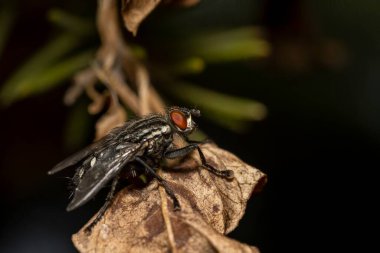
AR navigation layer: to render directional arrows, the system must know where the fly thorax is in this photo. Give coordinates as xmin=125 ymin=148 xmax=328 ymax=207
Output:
xmin=140 ymin=124 xmax=172 ymax=156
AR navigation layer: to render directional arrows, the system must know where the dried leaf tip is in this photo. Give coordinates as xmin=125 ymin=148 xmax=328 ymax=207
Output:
xmin=121 ymin=0 xmax=161 ymax=36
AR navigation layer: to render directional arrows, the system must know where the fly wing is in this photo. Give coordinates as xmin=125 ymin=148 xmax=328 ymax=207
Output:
xmin=48 ymin=125 xmax=126 ymax=175
xmin=66 ymin=142 xmax=143 ymax=211
xmin=48 ymin=140 xmax=105 ymax=175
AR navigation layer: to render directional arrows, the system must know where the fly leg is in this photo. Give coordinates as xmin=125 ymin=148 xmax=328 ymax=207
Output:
xmin=84 ymin=175 xmax=119 ymax=234
xmin=165 ymin=144 xmax=234 ymax=179
xmin=135 ymin=157 xmax=181 ymax=211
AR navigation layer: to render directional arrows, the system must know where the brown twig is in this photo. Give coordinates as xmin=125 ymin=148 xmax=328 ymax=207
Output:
xmin=64 ymin=0 xmax=166 ymax=133
xmin=92 ymin=63 xmax=140 ymax=114
xmin=86 ymin=83 xmax=107 ymax=115
xmin=64 ymin=68 xmax=97 ymax=106
xmin=136 ymin=65 xmax=151 ymax=115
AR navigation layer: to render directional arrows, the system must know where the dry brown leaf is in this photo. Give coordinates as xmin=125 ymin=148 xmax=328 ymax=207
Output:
xmin=121 ymin=0 xmax=161 ymax=35
xmin=73 ymin=143 xmax=266 ymax=252
xmin=121 ymin=0 xmax=200 ymax=36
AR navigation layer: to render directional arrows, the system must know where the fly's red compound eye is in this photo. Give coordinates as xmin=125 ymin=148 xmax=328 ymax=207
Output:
xmin=170 ymin=110 xmax=187 ymax=130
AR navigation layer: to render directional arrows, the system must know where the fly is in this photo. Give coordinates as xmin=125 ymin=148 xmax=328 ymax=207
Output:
xmin=48 ymin=106 xmax=234 ymax=233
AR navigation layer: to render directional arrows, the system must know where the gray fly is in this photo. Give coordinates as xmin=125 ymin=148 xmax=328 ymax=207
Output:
xmin=48 ymin=106 xmax=233 ymax=233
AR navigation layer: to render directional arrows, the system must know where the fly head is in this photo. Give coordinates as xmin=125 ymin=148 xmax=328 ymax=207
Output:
xmin=167 ymin=106 xmax=200 ymax=136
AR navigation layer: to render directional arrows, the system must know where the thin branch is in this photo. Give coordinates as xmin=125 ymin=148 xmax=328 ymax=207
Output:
xmin=85 ymin=82 xmax=107 ymax=115
xmin=136 ymin=65 xmax=151 ymax=115
xmin=64 ymin=68 xmax=97 ymax=106
xmin=92 ymin=64 xmax=140 ymax=114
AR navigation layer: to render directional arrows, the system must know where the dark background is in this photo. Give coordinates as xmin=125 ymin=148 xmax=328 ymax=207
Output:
xmin=0 ymin=0 xmax=378 ymax=252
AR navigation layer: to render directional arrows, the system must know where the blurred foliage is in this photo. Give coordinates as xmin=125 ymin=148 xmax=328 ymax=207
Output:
xmin=0 ymin=8 xmax=96 ymax=105
xmin=47 ymin=8 xmax=95 ymax=36
xmin=162 ymin=27 xmax=270 ymax=74
xmin=0 ymin=3 xmax=16 ymax=58
xmin=182 ymin=27 xmax=270 ymax=63
xmin=0 ymin=2 xmax=269 ymax=136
